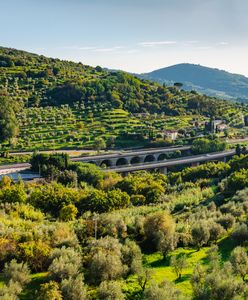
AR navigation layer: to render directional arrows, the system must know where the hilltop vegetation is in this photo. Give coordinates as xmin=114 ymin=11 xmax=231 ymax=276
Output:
xmin=1 ymin=47 xmax=248 ymax=151
xmin=141 ymin=63 xmax=248 ymax=103
xmin=1 ymin=153 xmax=248 ymax=299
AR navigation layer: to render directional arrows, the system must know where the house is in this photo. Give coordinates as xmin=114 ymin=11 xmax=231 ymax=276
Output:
xmin=163 ymin=130 xmax=178 ymax=140
xmin=216 ymin=123 xmax=228 ymax=132
xmin=205 ymin=119 xmax=223 ymax=133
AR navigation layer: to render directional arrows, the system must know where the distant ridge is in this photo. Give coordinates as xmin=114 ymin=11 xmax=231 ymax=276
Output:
xmin=141 ymin=63 xmax=248 ymax=103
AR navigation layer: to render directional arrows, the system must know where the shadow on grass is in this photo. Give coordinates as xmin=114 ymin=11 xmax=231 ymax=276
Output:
xmin=175 ymin=273 xmax=191 ymax=284
xmin=218 ymin=236 xmax=236 ymax=262
xmin=149 ymin=256 xmax=171 ymax=268
xmin=200 ymin=237 xmax=236 ymax=266
xmin=20 ymin=273 xmax=48 ymax=300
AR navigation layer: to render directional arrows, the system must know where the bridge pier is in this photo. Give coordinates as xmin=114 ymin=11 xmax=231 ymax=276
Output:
xmin=159 ymin=167 xmax=168 ymax=175
xmin=191 ymin=162 xmax=200 ymax=167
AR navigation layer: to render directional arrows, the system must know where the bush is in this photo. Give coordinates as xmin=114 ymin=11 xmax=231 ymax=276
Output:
xmin=232 ymin=223 xmax=248 ymax=245
xmin=61 ymin=274 xmax=87 ymax=300
xmin=37 ymin=281 xmax=63 ymax=300
xmin=87 ymin=237 xmax=125 ymax=284
xmin=49 ymin=247 xmax=82 ymax=281
xmin=144 ymin=280 xmax=183 ymax=300
xmin=0 ymin=280 xmax=22 ymax=300
xmin=98 ymin=281 xmax=125 ymax=300
xmin=191 ymin=221 xmax=210 ymax=250
xmin=3 ymin=259 xmax=30 ymax=287
xmin=59 ymin=204 xmax=78 ymax=221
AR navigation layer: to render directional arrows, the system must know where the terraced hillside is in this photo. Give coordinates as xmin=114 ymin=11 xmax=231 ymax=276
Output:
xmin=1 ymin=46 xmax=248 ymax=151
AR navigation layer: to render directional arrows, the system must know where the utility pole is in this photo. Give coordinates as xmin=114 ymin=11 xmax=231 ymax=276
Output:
xmin=93 ymin=213 xmax=98 ymax=240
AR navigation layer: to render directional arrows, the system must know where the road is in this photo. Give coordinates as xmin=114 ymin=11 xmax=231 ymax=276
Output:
xmin=0 ymin=149 xmax=236 ymax=176
xmin=105 ymin=150 xmax=235 ymax=173
xmin=73 ymin=145 xmax=191 ymax=161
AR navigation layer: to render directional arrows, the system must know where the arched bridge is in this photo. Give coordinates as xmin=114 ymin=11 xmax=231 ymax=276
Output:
xmin=104 ymin=150 xmax=236 ymax=174
xmin=73 ymin=146 xmax=191 ymax=167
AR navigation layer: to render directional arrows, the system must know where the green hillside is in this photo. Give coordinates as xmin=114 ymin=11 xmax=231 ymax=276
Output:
xmin=141 ymin=63 xmax=248 ymax=103
xmin=1 ymin=47 xmax=248 ymax=151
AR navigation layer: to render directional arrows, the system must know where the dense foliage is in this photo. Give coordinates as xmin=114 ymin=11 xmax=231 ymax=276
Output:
xmin=1 ymin=152 xmax=248 ymax=298
xmin=1 ymin=46 xmax=248 ymax=151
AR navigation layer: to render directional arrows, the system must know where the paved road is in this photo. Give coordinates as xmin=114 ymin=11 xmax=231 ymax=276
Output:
xmin=105 ymin=150 xmax=236 ymax=173
xmin=0 ymin=149 xmax=235 ymax=176
xmin=73 ymin=145 xmax=191 ymax=161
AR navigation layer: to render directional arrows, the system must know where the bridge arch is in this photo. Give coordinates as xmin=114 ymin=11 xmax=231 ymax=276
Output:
xmin=130 ymin=156 xmax=142 ymax=165
xmin=157 ymin=153 xmax=167 ymax=161
xmin=100 ymin=159 xmax=113 ymax=168
xmin=144 ymin=154 xmax=156 ymax=163
xmin=116 ymin=157 xmax=129 ymax=166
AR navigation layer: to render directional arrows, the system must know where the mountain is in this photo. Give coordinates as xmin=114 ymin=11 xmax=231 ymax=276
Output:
xmin=1 ymin=46 xmax=241 ymax=117
xmin=141 ymin=63 xmax=248 ymax=103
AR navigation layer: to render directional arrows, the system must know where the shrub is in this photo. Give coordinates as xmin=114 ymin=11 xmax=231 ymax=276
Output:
xmin=191 ymin=221 xmax=210 ymax=250
xmin=49 ymin=247 xmax=82 ymax=281
xmin=61 ymin=274 xmax=87 ymax=300
xmin=98 ymin=281 xmax=125 ymax=300
xmin=37 ymin=281 xmax=63 ymax=300
xmin=59 ymin=204 xmax=78 ymax=221
xmin=144 ymin=280 xmax=183 ymax=300
xmin=3 ymin=259 xmax=30 ymax=287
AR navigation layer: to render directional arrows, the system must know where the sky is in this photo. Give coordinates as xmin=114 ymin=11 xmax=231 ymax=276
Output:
xmin=1 ymin=0 xmax=248 ymax=76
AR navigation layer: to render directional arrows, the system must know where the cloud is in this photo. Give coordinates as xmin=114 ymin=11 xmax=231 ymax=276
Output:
xmin=139 ymin=41 xmax=177 ymax=47
xmin=93 ymin=46 xmax=124 ymax=52
xmin=59 ymin=46 xmax=97 ymax=51
xmin=126 ymin=49 xmax=139 ymax=54
xmin=218 ymin=42 xmax=229 ymax=46
xmin=194 ymin=46 xmax=213 ymax=50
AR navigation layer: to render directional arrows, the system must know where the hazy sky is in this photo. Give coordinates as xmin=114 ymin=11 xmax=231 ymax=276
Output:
xmin=1 ymin=0 xmax=248 ymax=75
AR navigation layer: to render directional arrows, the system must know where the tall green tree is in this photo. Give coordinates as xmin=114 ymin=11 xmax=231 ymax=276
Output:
xmin=0 ymin=93 xmax=19 ymax=144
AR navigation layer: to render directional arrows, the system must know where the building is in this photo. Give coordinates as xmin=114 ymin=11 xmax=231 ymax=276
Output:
xmin=205 ymin=119 xmax=223 ymax=133
xmin=216 ymin=123 xmax=228 ymax=132
xmin=163 ymin=130 xmax=178 ymax=140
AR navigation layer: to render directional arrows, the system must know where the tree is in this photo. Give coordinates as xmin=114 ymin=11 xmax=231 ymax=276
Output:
xmin=37 ymin=281 xmax=63 ymax=300
xmin=49 ymin=247 xmax=82 ymax=281
xmin=144 ymin=280 xmax=183 ymax=300
xmin=3 ymin=259 xmax=30 ymax=287
xmin=57 ymin=170 xmax=78 ymax=187
xmin=94 ymin=137 xmax=106 ymax=152
xmin=236 ymin=144 xmax=242 ymax=156
xmin=121 ymin=240 xmax=142 ymax=274
xmin=191 ymin=221 xmax=210 ymax=250
xmin=0 ymin=183 xmax=27 ymax=203
xmin=61 ymin=274 xmax=87 ymax=300
xmin=0 ymin=94 xmax=19 ymax=144
xmin=19 ymin=240 xmax=51 ymax=272
xmin=232 ymin=223 xmax=248 ymax=245
xmin=174 ymin=82 xmax=183 ymax=90
xmin=208 ymin=221 xmax=225 ymax=244
xmin=144 ymin=211 xmax=176 ymax=255
xmin=137 ymin=268 xmax=152 ymax=292
xmin=29 ymin=182 xmax=80 ymax=217
xmin=70 ymin=162 xmax=104 ymax=187
xmin=88 ymin=249 xmax=124 ymax=284
xmin=0 ymin=280 xmax=22 ymax=300
xmin=230 ymin=246 xmax=248 ymax=281
xmin=87 ymin=237 xmax=125 ymax=284
xmin=170 ymin=254 xmax=188 ymax=279
xmin=98 ymin=281 xmax=125 ymax=300
xmin=191 ymin=261 xmax=246 ymax=300
xmin=59 ymin=204 xmax=78 ymax=221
